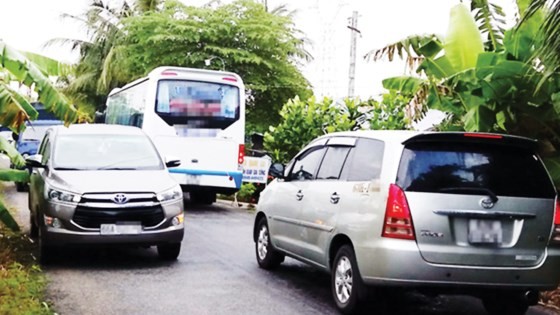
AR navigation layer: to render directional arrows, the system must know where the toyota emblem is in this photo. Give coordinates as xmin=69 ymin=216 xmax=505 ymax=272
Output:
xmin=480 ymin=197 xmax=494 ymax=209
xmin=112 ymin=193 xmax=128 ymax=204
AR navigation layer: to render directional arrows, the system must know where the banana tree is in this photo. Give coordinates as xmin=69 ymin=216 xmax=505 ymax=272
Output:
xmin=367 ymin=1 xmax=560 ymax=185
xmin=0 ymin=40 xmax=78 ymax=231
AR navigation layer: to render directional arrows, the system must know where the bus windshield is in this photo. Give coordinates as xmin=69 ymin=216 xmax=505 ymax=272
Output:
xmin=155 ymin=80 xmax=240 ymax=129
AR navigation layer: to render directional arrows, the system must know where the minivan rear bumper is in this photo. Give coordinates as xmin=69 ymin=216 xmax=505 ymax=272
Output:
xmin=356 ymin=240 xmax=560 ymax=290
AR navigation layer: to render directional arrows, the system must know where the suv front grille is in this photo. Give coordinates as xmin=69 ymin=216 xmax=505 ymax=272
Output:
xmin=72 ymin=193 xmax=165 ymax=229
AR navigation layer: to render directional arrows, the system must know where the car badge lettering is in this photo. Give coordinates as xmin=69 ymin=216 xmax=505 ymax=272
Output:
xmin=112 ymin=193 xmax=128 ymax=204
xmin=480 ymin=197 xmax=494 ymax=209
xmin=420 ymin=230 xmax=444 ymax=238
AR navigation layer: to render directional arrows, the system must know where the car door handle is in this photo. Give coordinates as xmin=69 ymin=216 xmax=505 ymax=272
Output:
xmin=296 ymin=190 xmax=304 ymax=201
xmin=330 ymin=192 xmax=340 ymax=204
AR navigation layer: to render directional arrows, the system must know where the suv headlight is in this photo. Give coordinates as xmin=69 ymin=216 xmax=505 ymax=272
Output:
xmin=47 ymin=188 xmax=81 ymax=203
xmin=157 ymin=186 xmax=183 ymax=202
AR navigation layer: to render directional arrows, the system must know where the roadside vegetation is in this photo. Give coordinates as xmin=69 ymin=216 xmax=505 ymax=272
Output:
xmin=0 ymin=187 xmax=52 ymax=315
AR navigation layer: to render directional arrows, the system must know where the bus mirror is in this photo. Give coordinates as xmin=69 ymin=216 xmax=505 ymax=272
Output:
xmin=165 ymin=157 xmax=181 ymax=168
xmin=269 ymin=163 xmax=285 ymax=179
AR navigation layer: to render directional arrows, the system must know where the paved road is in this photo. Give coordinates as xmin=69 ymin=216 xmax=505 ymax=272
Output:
xmin=2 ymin=180 xmax=556 ymax=314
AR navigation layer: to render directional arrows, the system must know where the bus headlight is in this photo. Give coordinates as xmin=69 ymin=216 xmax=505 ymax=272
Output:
xmin=157 ymin=186 xmax=183 ymax=202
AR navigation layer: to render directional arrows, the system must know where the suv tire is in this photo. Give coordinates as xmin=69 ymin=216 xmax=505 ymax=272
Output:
xmin=255 ymin=218 xmax=284 ymax=270
xmin=157 ymin=243 xmax=181 ymax=261
xmin=332 ymin=245 xmax=366 ymax=314
xmin=29 ymin=213 xmax=38 ymax=238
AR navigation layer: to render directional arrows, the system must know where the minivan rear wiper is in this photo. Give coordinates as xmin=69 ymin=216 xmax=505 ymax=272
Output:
xmin=97 ymin=167 xmax=138 ymax=170
xmin=438 ymin=187 xmax=498 ymax=203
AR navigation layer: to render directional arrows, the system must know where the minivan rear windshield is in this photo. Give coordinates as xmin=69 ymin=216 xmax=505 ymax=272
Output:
xmin=396 ymin=142 xmax=556 ymax=199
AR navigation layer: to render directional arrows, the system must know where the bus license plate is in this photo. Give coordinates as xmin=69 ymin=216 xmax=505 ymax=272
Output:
xmin=468 ymin=219 xmax=503 ymax=244
xmin=186 ymin=174 xmax=200 ymax=185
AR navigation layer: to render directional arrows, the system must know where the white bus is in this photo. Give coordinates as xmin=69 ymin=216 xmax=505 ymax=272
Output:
xmin=105 ymin=67 xmax=245 ymax=204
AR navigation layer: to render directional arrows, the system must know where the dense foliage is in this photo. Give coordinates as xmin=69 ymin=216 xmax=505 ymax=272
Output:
xmin=58 ymin=0 xmax=312 ymax=131
xmin=367 ymin=1 xmax=560 ymax=183
xmin=264 ymin=96 xmax=411 ymax=163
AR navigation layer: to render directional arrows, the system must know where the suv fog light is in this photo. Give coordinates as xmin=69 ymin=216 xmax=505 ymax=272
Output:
xmin=172 ymin=213 xmax=184 ymax=226
xmin=52 ymin=218 xmax=62 ymax=229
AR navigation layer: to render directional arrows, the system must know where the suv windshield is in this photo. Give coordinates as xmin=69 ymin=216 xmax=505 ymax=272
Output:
xmin=396 ymin=142 xmax=556 ymax=199
xmin=52 ymin=134 xmax=163 ymax=171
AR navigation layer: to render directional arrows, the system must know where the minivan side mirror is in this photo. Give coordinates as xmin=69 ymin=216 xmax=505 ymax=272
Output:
xmin=269 ymin=163 xmax=285 ymax=179
xmin=165 ymin=156 xmax=181 ymax=168
xmin=26 ymin=154 xmax=45 ymax=168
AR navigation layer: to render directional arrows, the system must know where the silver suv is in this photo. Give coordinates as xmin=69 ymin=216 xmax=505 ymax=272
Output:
xmin=27 ymin=124 xmax=185 ymax=263
xmin=253 ymin=131 xmax=560 ymax=315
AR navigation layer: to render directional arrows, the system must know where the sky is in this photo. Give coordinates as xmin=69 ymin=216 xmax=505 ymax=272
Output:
xmin=0 ymin=0 xmax=517 ymax=101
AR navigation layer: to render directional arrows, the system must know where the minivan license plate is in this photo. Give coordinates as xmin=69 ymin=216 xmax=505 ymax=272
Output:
xmin=468 ymin=219 xmax=503 ymax=244
xmin=100 ymin=224 xmax=142 ymax=235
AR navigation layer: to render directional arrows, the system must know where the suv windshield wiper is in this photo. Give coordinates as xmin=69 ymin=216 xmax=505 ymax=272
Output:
xmin=96 ymin=167 xmax=138 ymax=170
xmin=438 ymin=187 xmax=499 ymax=203
xmin=54 ymin=167 xmax=82 ymax=171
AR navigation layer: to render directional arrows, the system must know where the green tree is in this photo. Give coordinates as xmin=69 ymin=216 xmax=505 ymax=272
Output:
xmin=263 ymin=96 xmax=411 ymax=163
xmin=525 ymin=0 xmax=560 ymax=68
xmin=111 ymin=0 xmax=311 ymax=131
xmin=0 ymin=41 xmax=79 ymax=231
xmin=367 ymin=1 xmax=560 ymax=183
xmin=49 ymin=0 xmax=159 ymax=110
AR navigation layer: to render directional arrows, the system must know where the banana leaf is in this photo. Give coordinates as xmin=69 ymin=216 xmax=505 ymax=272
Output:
xmin=0 ymin=136 xmax=25 ymax=168
xmin=0 ymin=199 xmax=19 ymax=231
xmin=444 ymin=4 xmax=484 ymax=72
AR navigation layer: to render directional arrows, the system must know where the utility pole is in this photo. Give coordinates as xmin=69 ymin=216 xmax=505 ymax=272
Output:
xmin=347 ymin=11 xmax=360 ymax=98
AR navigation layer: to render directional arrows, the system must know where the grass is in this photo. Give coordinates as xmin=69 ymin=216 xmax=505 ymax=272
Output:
xmin=0 ymin=191 xmax=54 ymax=315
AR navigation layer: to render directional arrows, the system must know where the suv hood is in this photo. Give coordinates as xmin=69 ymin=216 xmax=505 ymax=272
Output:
xmin=48 ymin=170 xmax=178 ymax=194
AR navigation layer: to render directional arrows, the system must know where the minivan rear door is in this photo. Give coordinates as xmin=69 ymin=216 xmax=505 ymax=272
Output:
xmin=397 ymin=133 xmax=556 ymax=267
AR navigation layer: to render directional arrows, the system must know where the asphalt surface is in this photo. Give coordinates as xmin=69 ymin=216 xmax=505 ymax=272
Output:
xmin=1 ymin=174 xmax=557 ymax=314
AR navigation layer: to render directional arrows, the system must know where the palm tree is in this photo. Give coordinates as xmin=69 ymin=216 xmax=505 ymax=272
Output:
xmin=524 ymin=0 xmax=560 ymax=68
xmin=48 ymin=0 xmax=163 ymax=110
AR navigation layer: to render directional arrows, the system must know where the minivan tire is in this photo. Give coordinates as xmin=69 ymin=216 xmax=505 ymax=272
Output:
xmin=255 ymin=218 xmax=284 ymax=270
xmin=482 ymin=293 xmax=529 ymax=315
xmin=29 ymin=214 xmax=38 ymax=238
xmin=157 ymin=243 xmax=181 ymax=261
xmin=332 ymin=245 xmax=366 ymax=314
xmin=38 ymin=228 xmax=54 ymax=265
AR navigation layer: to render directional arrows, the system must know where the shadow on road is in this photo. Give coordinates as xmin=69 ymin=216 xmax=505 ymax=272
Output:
xmin=41 ymin=246 xmax=179 ymax=271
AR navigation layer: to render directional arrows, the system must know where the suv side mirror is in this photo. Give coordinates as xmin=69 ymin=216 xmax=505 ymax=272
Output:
xmin=165 ymin=156 xmax=181 ymax=168
xmin=269 ymin=163 xmax=285 ymax=179
xmin=26 ymin=154 xmax=45 ymax=168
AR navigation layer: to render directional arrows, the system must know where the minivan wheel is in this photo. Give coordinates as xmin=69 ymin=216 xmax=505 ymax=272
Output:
xmin=482 ymin=293 xmax=529 ymax=315
xmin=332 ymin=245 xmax=366 ymax=314
xmin=157 ymin=243 xmax=181 ymax=261
xmin=255 ymin=218 xmax=284 ymax=270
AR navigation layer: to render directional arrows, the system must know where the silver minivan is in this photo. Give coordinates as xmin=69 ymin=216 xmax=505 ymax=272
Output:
xmin=253 ymin=131 xmax=560 ymax=315
xmin=27 ymin=124 xmax=185 ymax=263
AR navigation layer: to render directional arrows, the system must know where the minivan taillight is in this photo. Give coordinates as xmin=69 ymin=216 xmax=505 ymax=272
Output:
xmin=382 ymin=184 xmax=415 ymax=240
xmin=551 ymin=200 xmax=560 ymax=243
xmin=238 ymin=144 xmax=245 ymax=165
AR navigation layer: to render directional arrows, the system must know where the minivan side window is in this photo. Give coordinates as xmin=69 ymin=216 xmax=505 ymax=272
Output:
xmin=317 ymin=146 xmax=351 ymax=180
xmin=341 ymin=138 xmax=385 ymax=181
xmin=288 ymin=146 xmax=327 ymax=181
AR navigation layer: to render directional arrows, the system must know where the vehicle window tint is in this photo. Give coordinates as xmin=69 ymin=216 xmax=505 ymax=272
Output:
xmin=341 ymin=138 xmax=385 ymax=181
xmin=396 ymin=142 xmax=556 ymax=198
xmin=288 ymin=147 xmax=326 ymax=181
xmin=317 ymin=146 xmax=351 ymax=180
